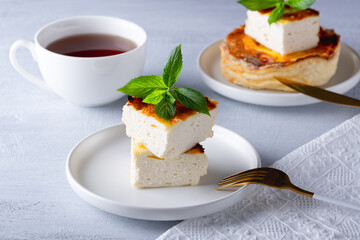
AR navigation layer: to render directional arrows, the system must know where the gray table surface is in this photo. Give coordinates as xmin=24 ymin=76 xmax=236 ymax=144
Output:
xmin=1 ymin=0 xmax=359 ymax=239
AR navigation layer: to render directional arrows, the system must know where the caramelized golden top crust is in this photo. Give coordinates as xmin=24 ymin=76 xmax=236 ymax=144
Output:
xmin=259 ymin=6 xmax=319 ymax=22
xmin=223 ymin=25 xmax=340 ymax=69
xmin=127 ymin=96 xmax=217 ymax=125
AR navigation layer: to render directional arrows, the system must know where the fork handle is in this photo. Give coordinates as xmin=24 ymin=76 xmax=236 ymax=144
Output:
xmin=313 ymin=193 xmax=360 ymax=211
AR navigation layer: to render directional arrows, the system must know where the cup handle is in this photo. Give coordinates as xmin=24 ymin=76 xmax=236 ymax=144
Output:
xmin=9 ymin=40 xmax=50 ymax=90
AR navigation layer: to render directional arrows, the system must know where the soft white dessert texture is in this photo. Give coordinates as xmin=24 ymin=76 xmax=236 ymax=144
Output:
xmin=122 ymin=104 xmax=217 ymax=159
xmin=244 ymin=10 xmax=320 ymax=55
xmin=130 ymin=138 xmax=208 ymax=188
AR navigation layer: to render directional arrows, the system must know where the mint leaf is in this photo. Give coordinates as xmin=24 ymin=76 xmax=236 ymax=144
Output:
xmin=143 ymin=89 xmax=167 ymax=105
xmin=286 ymin=0 xmax=315 ymax=10
xmin=162 ymin=44 xmax=182 ymax=88
xmin=173 ymin=87 xmax=210 ymax=116
xmin=155 ymin=94 xmax=177 ymax=121
xmin=117 ymin=75 xmax=166 ymax=98
xmin=237 ymin=0 xmax=281 ymax=11
xmin=268 ymin=2 xmax=284 ymax=24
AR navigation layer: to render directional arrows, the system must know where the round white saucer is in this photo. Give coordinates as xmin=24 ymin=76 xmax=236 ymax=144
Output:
xmin=66 ymin=124 xmax=260 ymax=221
xmin=198 ymin=40 xmax=360 ymax=106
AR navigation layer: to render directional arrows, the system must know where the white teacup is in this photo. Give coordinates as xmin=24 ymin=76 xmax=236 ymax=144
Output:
xmin=9 ymin=16 xmax=147 ymax=107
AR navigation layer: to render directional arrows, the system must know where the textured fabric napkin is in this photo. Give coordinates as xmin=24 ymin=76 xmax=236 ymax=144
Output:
xmin=158 ymin=114 xmax=360 ymax=239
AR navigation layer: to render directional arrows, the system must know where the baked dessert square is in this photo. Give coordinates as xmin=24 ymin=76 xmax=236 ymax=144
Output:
xmin=130 ymin=138 xmax=208 ymax=188
xmin=122 ymin=96 xmax=218 ymax=159
xmin=245 ymin=7 xmax=320 ymax=55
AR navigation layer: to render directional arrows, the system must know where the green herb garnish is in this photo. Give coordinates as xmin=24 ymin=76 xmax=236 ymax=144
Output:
xmin=117 ymin=45 xmax=210 ymax=122
xmin=238 ymin=0 xmax=316 ymax=25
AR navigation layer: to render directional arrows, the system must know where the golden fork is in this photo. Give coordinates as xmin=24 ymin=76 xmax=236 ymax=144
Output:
xmin=217 ymin=167 xmax=360 ymax=210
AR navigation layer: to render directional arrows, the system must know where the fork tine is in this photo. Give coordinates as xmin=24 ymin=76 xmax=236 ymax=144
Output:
xmin=221 ymin=167 xmax=271 ymax=180
xmin=219 ymin=168 xmax=271 ymax=186
xmin=219 ymin=171 xmax=267 ymax=184
xmin=216 ymin=179 xmax=263 ymax=190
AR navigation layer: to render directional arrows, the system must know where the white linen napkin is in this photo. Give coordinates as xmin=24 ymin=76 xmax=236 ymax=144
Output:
xmin=158 ymin=114 xmax=360 ymax=239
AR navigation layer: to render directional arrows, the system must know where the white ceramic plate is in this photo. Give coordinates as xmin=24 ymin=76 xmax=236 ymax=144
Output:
xmin=198 ymin=40 xmax=360 ymax=106
xmin=66 ymin=124 xmax=260 ymax=221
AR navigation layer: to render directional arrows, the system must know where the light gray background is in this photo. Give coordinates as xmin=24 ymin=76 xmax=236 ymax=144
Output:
xmin=1 ymin=0 xmax=359 ymax=239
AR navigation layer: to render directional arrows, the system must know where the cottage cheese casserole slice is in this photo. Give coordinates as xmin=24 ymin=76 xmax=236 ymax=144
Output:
xmin=122 ymin=96 xmax=218 ymax=159
xmin=221 ymin=8 xmax=340 ymax=92
xmin=131 ymin=139 xmax=208 ymax=188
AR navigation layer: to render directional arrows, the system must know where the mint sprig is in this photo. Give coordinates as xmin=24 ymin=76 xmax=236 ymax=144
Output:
xmin=237 ymin=0 xmax=316 ymax=24
xmin=117 ymin=45 xmax=211 ymax=122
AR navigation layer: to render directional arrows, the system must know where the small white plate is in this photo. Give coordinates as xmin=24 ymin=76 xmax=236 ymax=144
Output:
xmin=66 ymin=124 xmax=260 ymax=221
xmin=198 ymin=40 xmax=360 ymax=106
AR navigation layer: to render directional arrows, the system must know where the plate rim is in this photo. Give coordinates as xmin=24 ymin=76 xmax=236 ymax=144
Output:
xmin=66 ymin=123 xmax=261 ymax=212
xmin=197 ymin=39 xmax=360 ymax=105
